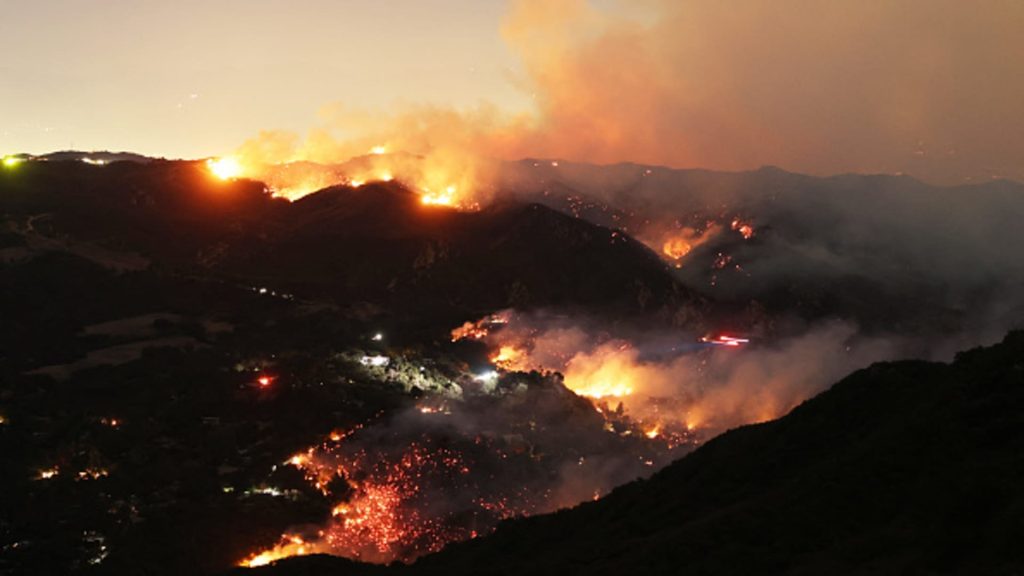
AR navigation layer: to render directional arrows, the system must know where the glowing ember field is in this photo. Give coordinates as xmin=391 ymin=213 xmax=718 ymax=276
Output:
xmin=242 ymin=435 xmax=530 ymax=566
xmin=236 ymin=309 xmax=824 ymax=568
xmin=231 ymin=308 xmax=773 ymax=567
xmin=238 ymin=371 xmax=702 ymax=567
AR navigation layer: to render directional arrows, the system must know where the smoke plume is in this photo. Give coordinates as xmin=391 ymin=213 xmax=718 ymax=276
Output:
xmin=234 ymin=0 xmax=1024 ymax=186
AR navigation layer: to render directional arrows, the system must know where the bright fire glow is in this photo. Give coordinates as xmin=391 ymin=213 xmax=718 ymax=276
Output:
xmin=220 ymin=145 xmax=487 ymax=208
xmin=446 ymin=313 xmax=785 ymax=438
xmin=662 ymin=237 xmax=692 ymax=260
xmin=659 ymin=225 xmax=721 ymax=266
xmin=240 ymin=434 xmax=524 ymax=566
xmin=489 ymin=346 xmax=523 ymax=369
xmin=207 ymin=157 xmax=244 ymax=180
xmin=573 ymin=381 xmax=634 ymax=399
xmin=731 ymin=218 xmax=755 ymax=239
xmin=451 ymin=313 xmax=511 ymax=342
xmin=77 ymin=468 xmax=110 ymax=481
xmin=38 ymin=467 xmax=59 ymax=480
xmin=421 ymin=185 xmax=457 ymax=207
xmin=240 ymin=535 xmax=310 ymax=567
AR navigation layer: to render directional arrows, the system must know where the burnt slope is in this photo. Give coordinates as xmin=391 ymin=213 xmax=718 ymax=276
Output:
xmin=255 ymin=331 xmax=1024 ymax=576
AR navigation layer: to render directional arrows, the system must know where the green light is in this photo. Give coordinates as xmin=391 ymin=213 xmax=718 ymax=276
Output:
xmin=3 ymin=156 xmax=24 ymax=168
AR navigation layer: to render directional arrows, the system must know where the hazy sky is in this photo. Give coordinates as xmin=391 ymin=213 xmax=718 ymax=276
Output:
xmin=3 ymin=0 xmax=1023 ymax=183
xmin=0 ymin=0 xmax=526 ymax=157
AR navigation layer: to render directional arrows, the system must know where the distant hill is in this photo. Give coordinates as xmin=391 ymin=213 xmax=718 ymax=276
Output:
xmin=190 ymin=155 xmax=1024 ymax=336
xmin=499 ymin=161 xmax=1024 ymax=336
xmin=218 ymin=183 xmax=698 ymax=325
xmin=36 ymin=150 xmax=157 ymax=164
xmin=249 ymin=330 xmax=1024 ymax=576
xmin=0 ymin=160 xmax=700 ymax=328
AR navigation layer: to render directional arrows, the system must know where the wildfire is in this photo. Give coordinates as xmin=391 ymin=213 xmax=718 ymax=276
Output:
xmin=206 ymin=157 xmax=244 ymax=180
xmin=443 ymin=313 xmax=748 ymax=439
xmin=573 ymin=381 xmax=634 ymax=399
xmin=659 ymin=224 xmax=721 ymax=266
xmin=245 ymin=434 xmax=513 ymax=566
xmin=241 ymin=535 xmax=312 ymax=568
xmin=490 ymin=346 xmax=524 ymax=370
xmin=662 ymin=237 xmax=692 ymax=260
xmin=238 ymin=340 xmax=703 ymax=569
xmin=37 ymin=467 xmax=60 ymax=480
xmin=451 ymin=321 xmax=489 ymax=342
xmin=77 ymin=468 xmax=110 ymax=481
xmin=451 ymin=312 xmax=511 ymax=342
xmin=421 ymin=186 xmax=457 ymax=207
xmin=200 ymin=143 xmax=491 ymax=209
xmin=731 ymin=218 xmax=755 ymax=239
xmin=560 ymin=344 xmax=644 ymax=400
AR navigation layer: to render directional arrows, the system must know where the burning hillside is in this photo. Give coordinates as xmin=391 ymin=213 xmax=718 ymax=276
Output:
xmin=237 ymin=355 xmax=698 ymax=567
xmin=5 ymin=157 xmax=1023 ymax=576
xmin=233 ymin=297 xmax=963 ymax=569
xmin=448 ymin=309 xmax=911 ymax=436
xmin=203 ymin=149 xmax=493 ymax=209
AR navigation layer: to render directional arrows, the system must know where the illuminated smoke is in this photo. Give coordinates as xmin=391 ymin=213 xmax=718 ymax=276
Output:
xmin=223 ymin=0 xmax=1023 ymax=197
xmin=454 ymin=310 xmax=906 ymax=435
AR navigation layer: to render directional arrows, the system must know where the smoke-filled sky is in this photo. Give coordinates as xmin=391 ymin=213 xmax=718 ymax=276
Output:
xmin=3 ymin=0 xmax=1023 ymax=183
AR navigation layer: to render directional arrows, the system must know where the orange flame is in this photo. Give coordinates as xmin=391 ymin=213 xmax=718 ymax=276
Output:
xmin=662 ymin=237 xmax=692 ymax=260
xmin=658 ymin=225 xmax=721 ymax=266
xmin=490 ymin=346 xmax=524 ymax=370
xmin=240 ymin=535 xmax=313 ymax=567
xmin=731 ymin=218 xmax=755 ymax=239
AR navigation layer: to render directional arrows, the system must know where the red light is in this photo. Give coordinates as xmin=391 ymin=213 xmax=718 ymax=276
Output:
xmin=702 ymin=335 xmax=750 ymax=347
xmin=258 ymin=376 xmax=273 ymax=387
